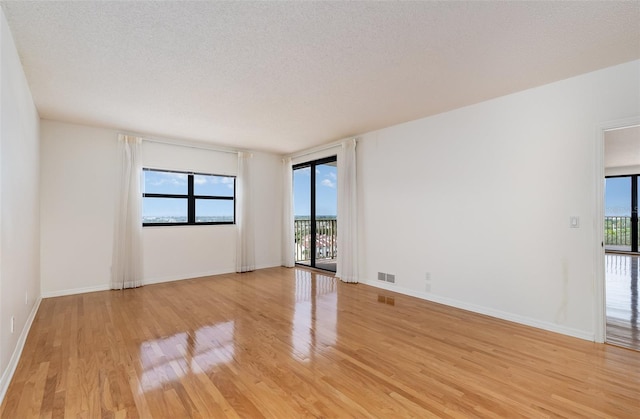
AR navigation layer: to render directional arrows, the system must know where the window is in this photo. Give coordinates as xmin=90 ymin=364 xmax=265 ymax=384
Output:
xmin=142 ymin=168 xmax=235 ymax=226
xmin=605 ymin=175 xmax=639 ymax=252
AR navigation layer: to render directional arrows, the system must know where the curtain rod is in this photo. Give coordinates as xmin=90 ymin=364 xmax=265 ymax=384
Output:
xmin=286 ymin=138 xmax=357 ymax=160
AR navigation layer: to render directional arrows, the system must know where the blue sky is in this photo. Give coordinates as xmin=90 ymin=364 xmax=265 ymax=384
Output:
xmin=143 ymin=171 xmax=234 ymax=217
xmin=605 ymin=177 xmax=633 ymax=216
xmin=144 ymin=170 xmax=630 ymax=218
xmin=293 ymin=164 xmax=337 ymax=217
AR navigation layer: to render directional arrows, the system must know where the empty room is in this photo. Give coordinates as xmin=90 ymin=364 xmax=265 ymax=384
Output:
xmin=0 ymin=1 xmax=639 ymax=417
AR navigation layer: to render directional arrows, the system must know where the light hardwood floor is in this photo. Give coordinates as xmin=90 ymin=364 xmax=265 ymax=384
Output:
xmin=606 ymin=253 xmax=639 ymax=351
xmin=2 ymin=267 xmax=640 ymax=418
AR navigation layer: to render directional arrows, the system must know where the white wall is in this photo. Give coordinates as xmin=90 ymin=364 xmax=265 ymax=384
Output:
xmin=0 ymin=8 xmax=41 ymax=398
xmin=40 ymin=121 xmax=118 ymax=295
xmin=605 ymin=165 xmax=640 ymax=177
xmin=291 ymin=147 xmax=340 ymax=166
xmin=141 ymin=141 xmax=238 ymax=282
xmin=40 ymin=121 xmax=283 ymax=296
xmin=251 ymin=151 xmax=284 ymax=269
xmin=357 ymin=60 xmax=640 ymax=340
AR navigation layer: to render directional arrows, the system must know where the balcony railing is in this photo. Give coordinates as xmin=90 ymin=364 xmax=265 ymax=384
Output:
xmin=293 ymin=217 xmax=636 ymax=254
xmin=294 ymin=217 xmax=636 ymax=254
xmin=294 ymin=218 xmax=337 ymax=263
xmin=605 ymin=216 xmax=636 ymax=247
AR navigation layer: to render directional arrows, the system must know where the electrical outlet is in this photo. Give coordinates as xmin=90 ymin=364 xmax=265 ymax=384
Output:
xmin=11 ymin=316 xmax=15 ymax=334
xmin=425 ymin=283 xmax=431 ymax=293
xmin=425 ymin=272 xmax=431 ymax=281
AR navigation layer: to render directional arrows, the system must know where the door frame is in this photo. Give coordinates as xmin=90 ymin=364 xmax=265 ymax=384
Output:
xmin=595 ymin=116 xmax=640 ymax=343
xmin=293 ymin=155 xmax=337 ymax=271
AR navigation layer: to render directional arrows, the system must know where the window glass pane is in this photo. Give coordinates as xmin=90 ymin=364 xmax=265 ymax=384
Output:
xmin=293 ymin=165 xmax=311 ymax=265
xmin=315 ymin=161 xmax=337 ymax=272
xmin=196 ymin=199 xmax=234 ymax=223
xmin=605 ymin=177 xmax=631 ymax=252
xmin=144 ymin=170 xmax=188 ymax=195
xmin=143 ymin=197 xmax=187 ymax=223
xmin=315 ymin=162 xmax=337 ymax=218
xmin=605 ymin=177 xmax=631 ymax=216
xmin=194 ymin=174 xmax=234 ymax=197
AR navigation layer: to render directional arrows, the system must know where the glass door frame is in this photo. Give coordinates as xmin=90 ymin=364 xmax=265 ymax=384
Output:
xmin=293 ymin=155 xmax=337 ymax=271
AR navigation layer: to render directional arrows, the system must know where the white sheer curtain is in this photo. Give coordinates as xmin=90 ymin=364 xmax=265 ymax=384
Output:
xmin=336 ymin=138 xmax=358 ymax=283
xmin=236 ymin=152 xmax=256 ymax=272
xmin=282 ymin=157 xmax=295 ymax=267
xmin=111 ymin=134 xmax=143 ymax=290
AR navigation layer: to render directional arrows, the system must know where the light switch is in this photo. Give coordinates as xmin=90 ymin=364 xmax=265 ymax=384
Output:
xmin=570 ymin=216 xmax=580 ymax=228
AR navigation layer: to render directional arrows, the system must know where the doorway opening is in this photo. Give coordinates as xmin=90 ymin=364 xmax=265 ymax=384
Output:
xmin=604 ymin=125 xmax=640 ymax=351
xmin=293 ymin=156 xmax=337 ymax=272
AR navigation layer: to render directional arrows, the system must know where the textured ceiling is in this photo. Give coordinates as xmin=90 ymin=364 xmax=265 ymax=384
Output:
xmin=2 ymin=1 xmax=639 ymax=154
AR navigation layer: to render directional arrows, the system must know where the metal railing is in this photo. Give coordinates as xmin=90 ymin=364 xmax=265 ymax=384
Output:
xmin=294 ymin=218 xmax=337 ymax=263
xmin=295 ymin=217 xmax=635 ymax=253
xmin=605 ymin=216 xmax=634 ymax=247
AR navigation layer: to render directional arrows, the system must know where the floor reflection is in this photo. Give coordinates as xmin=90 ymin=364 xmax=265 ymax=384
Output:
xmin=139 ymin=320 xmax=235 ymax=392
xmin=292 ymin=269 xmax=337 ymax=361
xmin=377 ymin=295 xmax=395 ymax=306
xmin=6 ymin=266 xmax=640 ymax=417
xmin=605 ymin=253 xmax=639 ymax=350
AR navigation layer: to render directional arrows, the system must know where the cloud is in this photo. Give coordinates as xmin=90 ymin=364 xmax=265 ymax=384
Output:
xmin=193 ymin=176 xmax=207 ymax=185
xmin=221 ymin=177 xmax=235 ymax=189
xmin=147 ymin=172 xmax=187 ymax=186
xmin=191 ymin=175 xmax=235 ymax=189
xmin=328 ymin=172 xmax=337 ymax=180
xmin=321 ymin=179 xmax=335 ymax=188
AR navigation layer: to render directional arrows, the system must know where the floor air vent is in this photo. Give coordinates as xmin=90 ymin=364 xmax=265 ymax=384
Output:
xmin=378 ymin=272 xmax=396 ymax=284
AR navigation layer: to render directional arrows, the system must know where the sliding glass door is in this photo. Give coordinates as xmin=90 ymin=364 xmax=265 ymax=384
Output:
xmin=293 ymin=156 xmax=337 ymax=272
xmin=605 ymin=175 xmax=639 ymax=253
xmin=293 ymin=165 xmax=312 ymax=265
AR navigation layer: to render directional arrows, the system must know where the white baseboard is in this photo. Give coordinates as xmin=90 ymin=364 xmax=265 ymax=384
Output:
xmin=41 ymin=265 xmax=285 ymax=298
xmin=144 ymin=268 xmax=235 ymax=285
xmin=0 ymin=297 xmax=42 ymax=405
xmin=144 ymin=263 xmax=283 ymax=285
xmin=363 ymin=279 xmax=594 ymax=342
xmin=42 ymin=284 xmax=110 ymax=298
xmin=41 ymin=272 xmax=236 ymax=298
xmin=255 ymin=262 xmax=282 ymax=271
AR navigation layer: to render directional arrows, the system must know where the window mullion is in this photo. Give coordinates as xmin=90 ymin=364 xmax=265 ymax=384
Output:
xmin=188 ymin=175 xmax=195 ymax=224
xmin=142 ymin=168 xmax=235 ymax=226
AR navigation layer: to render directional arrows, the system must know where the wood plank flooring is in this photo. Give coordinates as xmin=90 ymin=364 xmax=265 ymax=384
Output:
xmin=606 ymin=253 xmax=640 ymax=350
xmin=2 ymin=267 xmax=640 ymax=418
